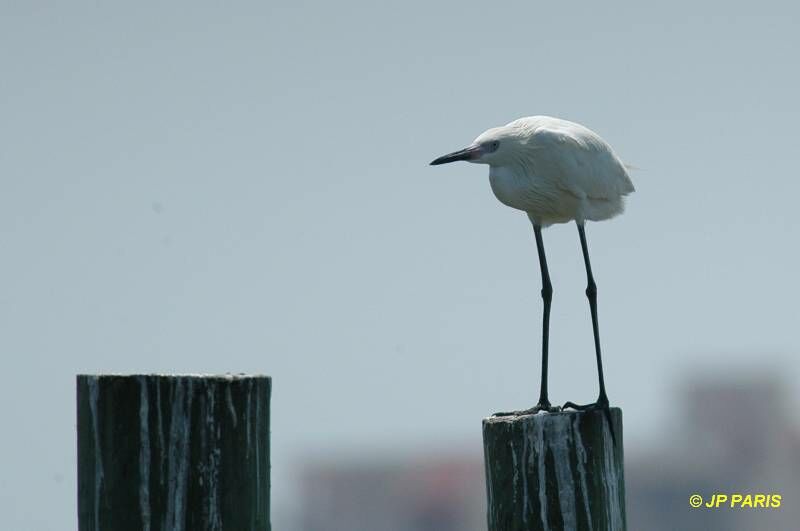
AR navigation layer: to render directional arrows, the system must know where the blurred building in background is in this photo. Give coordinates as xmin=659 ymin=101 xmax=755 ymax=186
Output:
xmin=627 ymin=372 xmax=800 ymax=531
xmin=299 ymin=455 xmax=484 ymax=531
xmin=292 ymin=370 xmax=800 ymax=530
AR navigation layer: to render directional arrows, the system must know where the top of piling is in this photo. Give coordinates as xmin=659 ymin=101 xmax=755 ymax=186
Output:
xmin=76 ymin=373 xmax=271 ymax=381
xmin=483 ymin=407 xmax=622 ymax=425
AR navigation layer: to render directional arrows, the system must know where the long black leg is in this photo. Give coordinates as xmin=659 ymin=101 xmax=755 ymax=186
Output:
xmin=493 ymin=222 xmax=558 ymax=416
xmin=564 ymin=223 xmax=616 ymax=446
xmin=578 ymin=223 xmax=608 ymax=404
xmin=533 ymin=224 xmax=553 ymax=409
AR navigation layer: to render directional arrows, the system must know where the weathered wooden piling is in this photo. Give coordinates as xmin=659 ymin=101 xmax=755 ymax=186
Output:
xmin=77 ymin=374 xmax=271 ymax=531
xmin=483 ymin=408 xmax=625 ymax=531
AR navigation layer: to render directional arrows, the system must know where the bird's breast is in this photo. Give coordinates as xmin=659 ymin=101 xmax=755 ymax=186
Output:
xmin=488 ymin=166 xmax=536 ymax=212
xmin=488 ymin=165 xmax=572 ymax=223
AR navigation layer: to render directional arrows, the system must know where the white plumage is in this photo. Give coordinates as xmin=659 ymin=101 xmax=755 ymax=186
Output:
xmin=430 ymin=115 xmax=634 ymax=422
xmin=432 ymin=116 xmax=634 ymax=226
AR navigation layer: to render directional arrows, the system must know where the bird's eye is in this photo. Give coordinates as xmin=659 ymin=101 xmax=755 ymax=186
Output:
xmin=487 ymin=141 xmax=500 ymax=152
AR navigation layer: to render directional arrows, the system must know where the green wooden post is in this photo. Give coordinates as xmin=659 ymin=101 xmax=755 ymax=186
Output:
xmin=77 ymin=374 xmax=271 ymax=531
xmin=483 ymin=408 xmax=626 ymax=531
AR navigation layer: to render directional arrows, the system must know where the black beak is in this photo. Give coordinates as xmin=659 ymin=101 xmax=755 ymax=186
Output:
xmin=429 ymin=145 xmax=482 ymax=166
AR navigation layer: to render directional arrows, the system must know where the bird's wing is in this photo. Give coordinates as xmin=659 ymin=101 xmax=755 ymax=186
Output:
xmin=528 ymin=126 xmax=635 ymax=201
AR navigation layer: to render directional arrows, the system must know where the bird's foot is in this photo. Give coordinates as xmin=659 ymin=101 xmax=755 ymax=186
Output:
xmin=561 ymin=396 xmax=609 ymax=412
xmin=492 ymin=402 xmax=561 ymax=417
xmin=562 ymin=396 xmax=617 ymax=447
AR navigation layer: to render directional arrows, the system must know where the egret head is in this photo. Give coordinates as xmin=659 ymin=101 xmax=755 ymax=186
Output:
xmin=430 ymin=125 xmax=523 ymax=167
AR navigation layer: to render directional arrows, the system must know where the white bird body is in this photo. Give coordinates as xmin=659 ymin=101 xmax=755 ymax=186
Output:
xmin=438 ymin=116 xmax=635 ymax=227
xmin=430 ymin=115 xmax=633 ymax=421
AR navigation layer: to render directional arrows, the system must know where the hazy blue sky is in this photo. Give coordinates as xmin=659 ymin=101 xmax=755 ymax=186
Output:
xmin=2 ymin=2 xmax=799 ymax=528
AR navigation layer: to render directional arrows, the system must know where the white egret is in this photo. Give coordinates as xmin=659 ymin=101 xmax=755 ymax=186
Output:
xmin=430 ymin=116 xmax=634 ymax=419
